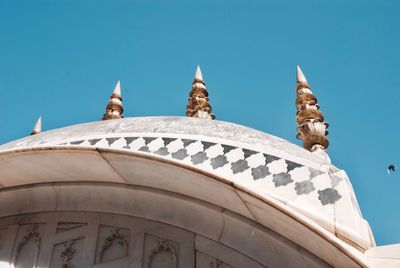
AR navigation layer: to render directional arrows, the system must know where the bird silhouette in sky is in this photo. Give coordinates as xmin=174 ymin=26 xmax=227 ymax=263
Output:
xmin=388 ymin=164 xmax=396 ymax=174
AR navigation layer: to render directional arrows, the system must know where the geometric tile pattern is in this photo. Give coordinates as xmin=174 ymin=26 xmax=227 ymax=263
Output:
xmin=55 ymin=135 xmax=341 ymax=206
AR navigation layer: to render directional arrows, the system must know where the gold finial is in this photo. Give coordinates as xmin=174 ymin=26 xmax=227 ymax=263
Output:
xmin=186 ymin=65 xmax=215 ymax=119
xmin=31 ymin=116 xmax=42 ymax=135
xmin=102 ymin=81 xmax=123 ymax=120
xmin=295 ymin=66 xmax=329 ymax=151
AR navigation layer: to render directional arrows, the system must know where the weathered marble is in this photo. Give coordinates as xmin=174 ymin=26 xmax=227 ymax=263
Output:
xmin=0 ymin=116 xmax=380 ymax=267
xmin=0 ymin=117 xmax=327 ymax=164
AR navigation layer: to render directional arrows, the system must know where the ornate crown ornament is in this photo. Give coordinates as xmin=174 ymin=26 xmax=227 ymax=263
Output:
xmin=186 ymin=65 xmax=215 ymax=120
xmin=102 ymin=81 xmax=123 ymax=120
xmin=295 ymin=66 xmax=329 ymax=152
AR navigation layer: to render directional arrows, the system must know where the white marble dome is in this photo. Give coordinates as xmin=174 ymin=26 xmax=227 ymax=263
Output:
xmin=0 ymin=116 xmax=378 ymax=267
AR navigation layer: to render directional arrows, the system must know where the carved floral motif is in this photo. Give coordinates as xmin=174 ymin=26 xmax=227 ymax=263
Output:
xmin=61 ymin=240 xmax=76 ymax=268
xmin=146 ymin=240 xmax=177 ymax=268
xmin=13 ymin=223 xmax=41 ymax=266
xmin=99 ymin=227 xmax=128 ymax=262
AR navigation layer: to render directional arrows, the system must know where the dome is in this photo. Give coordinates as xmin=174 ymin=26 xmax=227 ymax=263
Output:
xmin=0 ymin=116 xmax=375 ymax=267
xmin=0 ymin=116 xmax=326 ymax=164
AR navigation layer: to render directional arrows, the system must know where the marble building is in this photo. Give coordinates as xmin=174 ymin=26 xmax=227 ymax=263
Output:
xmin=0 ymin=66 xmax=398 ymax=267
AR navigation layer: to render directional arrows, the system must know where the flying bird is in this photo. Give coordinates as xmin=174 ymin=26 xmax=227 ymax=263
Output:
xmin=387 ymin=164 xmax=396 ymax=174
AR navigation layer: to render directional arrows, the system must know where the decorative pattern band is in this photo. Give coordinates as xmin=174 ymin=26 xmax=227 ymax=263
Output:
xmin=55 ymin=135 xmax=342 ymax=206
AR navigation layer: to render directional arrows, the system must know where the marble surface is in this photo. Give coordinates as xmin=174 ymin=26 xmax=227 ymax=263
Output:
xmin=0 ymin=117 xmax=327 ymax=164
xmin=0 ymin=185 xmax=358 ymax=267
xmin=0 ymin=116 xmax=374 ymax=257
xmin=366 ymin=244 xmax=400 ymax=267
xmin=44 ymin=135 xmax=339 ymax=208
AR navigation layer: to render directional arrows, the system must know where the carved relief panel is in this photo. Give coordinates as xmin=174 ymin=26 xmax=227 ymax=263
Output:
xmin=143 ymin=234 xmax=179 ymax=268
xmin=50 ymin=238 xmax=84 ymax=268
xmin=0 ymin=212 xmax=271 ymax=268
xmin=95 ymin=225 xmax=130 ymax=264
xmin=12 ymin=223 xmax=43 ymax=268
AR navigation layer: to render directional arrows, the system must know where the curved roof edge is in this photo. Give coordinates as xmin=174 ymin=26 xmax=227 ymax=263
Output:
xmin=0 ymin=116 xmax=374 ymax=254
xmin=0 ymin=146 xmax=370 ymax=267
xmin=0 ymin=117 xmax=327 ymax=165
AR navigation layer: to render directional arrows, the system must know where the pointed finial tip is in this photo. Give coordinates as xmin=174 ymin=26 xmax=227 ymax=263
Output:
xmin=113 ymin=80 xmax=121 ymax=96
xmin=296 ymin=65 xmax=308 ymax=84
xmin=194 ymin=65 xmax=204 ymax=82
xmin=103 ymin=81 xmax=123 ymax=120
xmin=31 ymin=116 xmax=42 ymax=135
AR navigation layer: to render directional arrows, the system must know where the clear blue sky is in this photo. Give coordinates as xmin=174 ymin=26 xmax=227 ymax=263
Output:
xmin=0 ymin=0 xmax=399 ymax=245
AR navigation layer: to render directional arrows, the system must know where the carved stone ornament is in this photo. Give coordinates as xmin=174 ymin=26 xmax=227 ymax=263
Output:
xmin=295 ymin=66 xmax=329 ymax=151
xmin=61 ymin=240 xmax=76 ymax=268
xmin=145 ymin=240 xmax=177 ymax=268
xmin=56 ymin=222 xmax=87 ymax=233
xmin=186 ymin=66 xmax=215 ymax=120
xmin=102 ymin=81 xmax=123 ymax=120
xmin=13 ymin=223 xmax=41 ymax=266
xmin=99 ymin=227 xmax=128 ymax=262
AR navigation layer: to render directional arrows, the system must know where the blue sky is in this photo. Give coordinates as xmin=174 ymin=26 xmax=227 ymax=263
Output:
xmin=1 ymin=0 xmax=399 ymax=245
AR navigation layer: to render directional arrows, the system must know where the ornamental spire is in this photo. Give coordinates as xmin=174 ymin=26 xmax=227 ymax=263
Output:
xmin=295 ymin=66 xmax=329 ymax=152
xmin=102 ymin=81 xmax=123 ymax=120
xmin=31 ymin=116 xmax=42 ymax=135
xmin=186 ymin=65 xmax=215 ymax=119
